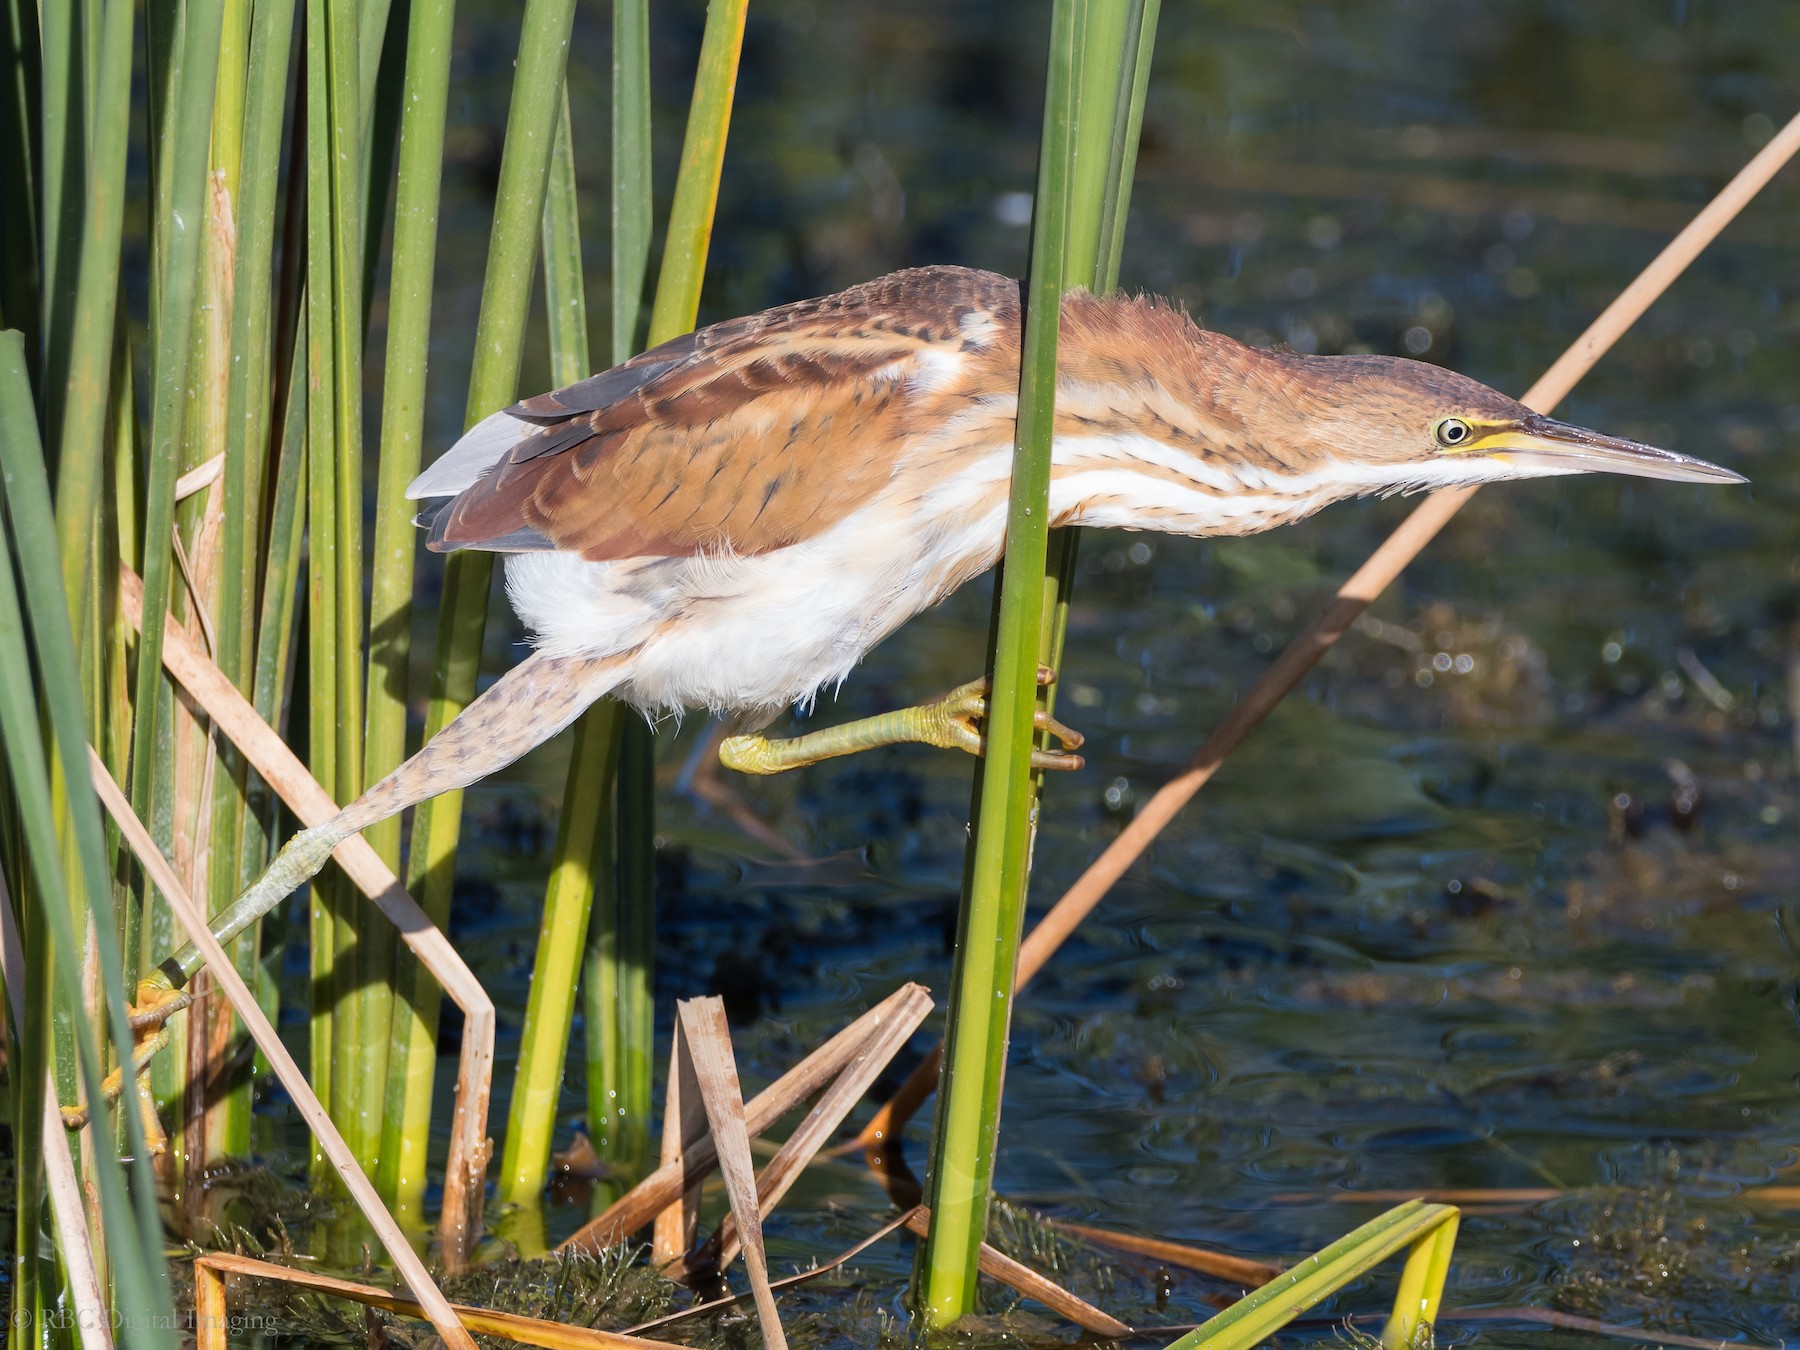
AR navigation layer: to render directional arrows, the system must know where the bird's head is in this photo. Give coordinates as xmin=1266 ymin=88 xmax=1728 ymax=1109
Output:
xmin=1287 ymin=354 xmax=1744 ymax=491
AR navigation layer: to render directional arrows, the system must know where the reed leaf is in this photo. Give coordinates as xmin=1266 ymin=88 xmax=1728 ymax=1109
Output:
xmin=0 ymin=330 xmax=177 ymax=1345
xmin=1159 ymin=1201 xmax=1458 ymax=1350
xmin=36 ymin=0 xmax=82 ymax=452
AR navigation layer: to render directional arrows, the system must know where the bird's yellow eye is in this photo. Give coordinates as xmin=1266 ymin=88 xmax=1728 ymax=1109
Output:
xmin=1433 ymin=417 xmax=1474 ymax=449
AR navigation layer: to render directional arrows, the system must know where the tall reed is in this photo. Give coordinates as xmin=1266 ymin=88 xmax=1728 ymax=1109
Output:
xmin=503 ymin=0 xmax=749 ymax=1212
xmin=918 ymin=0 xmax=1159 ymax=1325
xmin=372 ymin=0 xmax=460 ymax=1219
xmin=0 ymin=338 xmax=177 ymax=1345
xmin=387 ymin=0 xmax=585 ymax=1214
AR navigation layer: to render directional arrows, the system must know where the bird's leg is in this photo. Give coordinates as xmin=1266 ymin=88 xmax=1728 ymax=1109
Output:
xmin=63 ymin=649 xmax=623 ymax=1130
xmin=719 ymin=666 xmax=1085 ymax=775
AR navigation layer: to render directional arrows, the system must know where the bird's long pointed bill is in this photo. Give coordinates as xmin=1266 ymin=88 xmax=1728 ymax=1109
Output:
xmin=1484 ymin=415 xmax=1746 ymax=484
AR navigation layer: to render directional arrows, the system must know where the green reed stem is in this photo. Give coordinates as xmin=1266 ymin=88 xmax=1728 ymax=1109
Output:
xmin=49 ymin=0 xmax=130 ymax=618
xmin=210 ymin=0 xmax=298 ymax=1160
xmin=303 ymin=0 xmax=343 ymax=1135
xmin=588 ymin=0 xmax=654 ymax=1201
xmin=610 ymin=0 xmax=650 ymax=364
xmin=576 ymin=0 xmax=743 ymax=1205
xmin=1038 ymin=0 xmax=1158 ymax=726
xmin=645 ymin=0 xmax=747 ymax=344
xmin=36 ymin=0 xmax=81 ymax=451
xmin=0 ymin=0 xmax=41 ymax=363
xmin=592 ymin=714 xmax=655 ymax=1184
xmin=0 ymin=331 xmax=177 ymax=1346
xmin=371 ymin=0 xmax=457 ymax=1218
xmin=499 ymin=85 xmax=597 ymax=1215
xmin=399 ymin=0 xmax=581 ymax=1221
xmin=919 ymin=0 xmax=1157 ymax=1325
xmin=126 ymin=0 xmax=224 ymax=848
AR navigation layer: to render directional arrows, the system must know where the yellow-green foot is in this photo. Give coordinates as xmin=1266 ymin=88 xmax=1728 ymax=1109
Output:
xmin=719 ymin=667 xmax=1086 ymax=775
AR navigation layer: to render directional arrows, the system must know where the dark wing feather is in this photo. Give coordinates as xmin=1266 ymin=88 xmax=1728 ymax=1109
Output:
xmin=425 ymin=266 xmax=1021 ymax=560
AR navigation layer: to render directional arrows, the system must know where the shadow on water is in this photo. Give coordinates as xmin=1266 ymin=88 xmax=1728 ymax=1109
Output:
xmin=226 ymin=0 xmax=1800 ymax=1343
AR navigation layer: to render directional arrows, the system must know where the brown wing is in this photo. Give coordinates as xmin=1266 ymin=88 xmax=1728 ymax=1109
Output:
xmin=425 ymin=266 xmax=1022 ymax=560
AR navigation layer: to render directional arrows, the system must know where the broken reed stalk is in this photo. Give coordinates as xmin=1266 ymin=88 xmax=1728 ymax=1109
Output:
xmin=689 ymin=983 xmax=933 ymax=1276
xmin=859 ymin=104 xmax=1800 ymax=1154
xmin=674 ymin=998 xmax=788 ymax=1350
xmin=114 ymin=565 xmax=498 ymax=1264
xmin=1046 ymin=1219 xmax=1283 ymax=1289
xmin=560 ymin=983 xmax=932 ymax=1254
xmin=84 ymin=749 xmax=477 ymax=1350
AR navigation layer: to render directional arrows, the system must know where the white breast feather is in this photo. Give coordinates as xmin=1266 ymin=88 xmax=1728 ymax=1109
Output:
xmin=498 ymin=430 xmax=1560 ymax=717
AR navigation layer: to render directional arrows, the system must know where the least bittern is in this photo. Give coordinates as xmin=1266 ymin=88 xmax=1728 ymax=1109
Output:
xmin=93 ymin=265 xmax=1742 ymax=1107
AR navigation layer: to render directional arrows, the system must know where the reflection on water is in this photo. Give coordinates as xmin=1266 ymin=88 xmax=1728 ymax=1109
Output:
xmin=353 ymin=0 xmax=1800 ymax=1342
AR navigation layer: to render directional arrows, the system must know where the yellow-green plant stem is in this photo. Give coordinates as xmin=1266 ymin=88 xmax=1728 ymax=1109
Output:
xmin=0 ymin=330 xmax=177 ymax=1345
xmin=125 ymin=0 xmax=226 ymax=871
xmin=498 ymin=86 xmax=598 ymax=1215
xmin=508 ymin=0 xmax=744 ymax=1202
xmin=609 ymin=0 xmax=651 ymax=365
xmin=170 ymin=0 xmax=250 ymax=1179
xmin=593 ymin=0 xmax=742 ymax=1188
xmin=586 ymin=0 xmax=655 ymax=1202
xmin=917 ymin=5 xmax=1078 ymax=1319
xmin=1159 ymin=1201 xmax=1459 ymax=1350
xmin=370 ymin=0 xmax=459 ymax=1218
xmin=396 ymin=0 xmax=582 ymax=1222
xmin=211 ymin=0 xmax=299 ymax=1160
xmin=918 ymin=0 xmax=1158 ymax=1326
xmin=1036 ymin=0 xmax=1159 ymax=732
xmin=586 ymin=714 xmax=655 ymax=1192
xmin=49 ymin=0 xmax=131 ymax=617
xmin=645 ymin=0 xmax=747 ymax=344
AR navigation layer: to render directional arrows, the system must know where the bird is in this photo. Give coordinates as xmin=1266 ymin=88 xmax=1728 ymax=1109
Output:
xmin=103 ymin=263 xmax=1742 ymax=1078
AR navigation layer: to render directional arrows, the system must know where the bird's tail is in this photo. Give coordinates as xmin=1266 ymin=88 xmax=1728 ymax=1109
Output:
xmin=334 ymin=648 xmax=632 ymax=838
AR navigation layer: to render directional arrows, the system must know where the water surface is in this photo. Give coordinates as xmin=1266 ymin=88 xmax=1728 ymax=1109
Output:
xmin=314 ymin=1 xmax=1800 ymax=1342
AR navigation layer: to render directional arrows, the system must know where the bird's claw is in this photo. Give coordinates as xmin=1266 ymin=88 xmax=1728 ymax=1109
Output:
xmin=935 ymin=669 xmax=1086 ymax=772
xmin=129 ymin=977 xmax=192 ymax=1032
xmin=60 ymin=978 xmax=192 ymax=1133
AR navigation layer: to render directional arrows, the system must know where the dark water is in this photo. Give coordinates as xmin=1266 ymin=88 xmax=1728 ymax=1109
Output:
xmin=290 ymin=1 xmax=1800 ymax=1344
